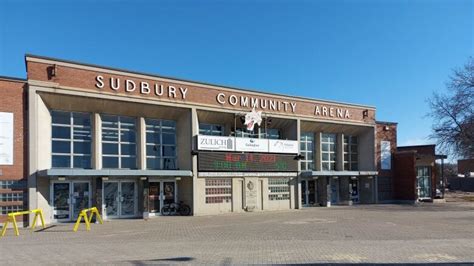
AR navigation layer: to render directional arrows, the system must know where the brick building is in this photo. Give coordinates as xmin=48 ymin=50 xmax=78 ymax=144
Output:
xmin=0 ymin=55 xmax=443 ymax=226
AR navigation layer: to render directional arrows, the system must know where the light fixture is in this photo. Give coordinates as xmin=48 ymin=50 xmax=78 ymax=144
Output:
xmin=350 ymin=176 xmax=357 ymax=180
xmin=57 ymin=176 xmax=66 ymax=181
xmin=102 ymin=177 xmax=109 ymax=181
xmin=140 ymin=176 xmax=147 ymax=180
xmin=363 ymin=109 xmax=369 ymax=118
xmin=383 ymin=125 xmax=390 ymax=131
xmin=191 ymin=150 xmax=199 ymax=156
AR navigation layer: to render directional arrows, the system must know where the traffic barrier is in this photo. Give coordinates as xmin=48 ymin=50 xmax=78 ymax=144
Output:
xmin=1 ymin=209 xmax=46 ymax=237
xmin=73 ymin=207 xmax=103 ymax=232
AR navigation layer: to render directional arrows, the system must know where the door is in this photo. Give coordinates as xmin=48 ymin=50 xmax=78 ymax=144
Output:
xmin=72 ymin=182 xmax=90 ymax=219
xmin=307 ymin=180 xmax=316 ymax=205
xmin=148 ymin=181 xmax=177 ymax=215
xmin=330 ymin=178 xmax=339 ymax=204
xmin=52 ymin=182 xmax=71 ymax=221
xmin=417 ymin=166 xmax=432 ymax=199
xmin=120 ymin=181 xmax=136 ymax=217
xmin=103 ymin=180 xmax=137 ymax=218
xmin=301 ymin=180 xmax=307 ymax=205
xmin=148 ymin=182 xmax=161 ymax=214
xmin=349 ymin=179 xmax=359 ymax=203
xmin=52 ymin=181 xmax=91 ymax=222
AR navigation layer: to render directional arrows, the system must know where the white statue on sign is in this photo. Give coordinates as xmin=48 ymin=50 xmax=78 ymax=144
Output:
xmin=244 ymin=108 xmax=262 ymax=131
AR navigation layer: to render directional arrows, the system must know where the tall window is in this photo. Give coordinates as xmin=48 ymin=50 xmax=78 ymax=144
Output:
xmin=344 ymin=135 xmax=358 ymax=171
xmin=300 ymin=132 xmax=314 ymax=170
xmin=102 ymin=115 xmax=137 ymax=169
xmin=268 ymin=178 xmax=290 ymax=201
xmin=321 ymin=133 xmax=337 ymax=171
xmin=199 ymin=123 xmax=224 ymax=136
xmin=52 ymin=111 xmax=92 ymax=168
xmin=146 ymin=119 xmax=177 ymax=170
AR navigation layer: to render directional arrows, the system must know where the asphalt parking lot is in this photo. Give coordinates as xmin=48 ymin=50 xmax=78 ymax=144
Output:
xmin=1 ymin=203 xmax=474 ymax=265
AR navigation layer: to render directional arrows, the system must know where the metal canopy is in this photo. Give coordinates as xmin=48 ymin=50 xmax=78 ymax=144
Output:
xmin=38 ymin=169 xmax=193 ymax=177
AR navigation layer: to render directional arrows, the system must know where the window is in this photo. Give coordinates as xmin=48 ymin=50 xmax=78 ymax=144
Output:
xmin=268 ymin=178 xmax=290 ymax=201
xmin=235 ymin=128 xmax=259 ymax=138
xmin=0 ymin=180 xmax=26 ymax=189
xmin=0 ymin=193 xmax=23 ymax=202
xmin=344 ymin=135 xmax=358 ymax=171
xmin=300 ymin=132 xmax=315 ymax=170
xmin=205 ymin=179 xmax=232 ymax=204
xmin=321 ymin=133 xmax=337 ymax=171
xmin=51 ymin=111 xmax=92 ymax=168
xmin=146 ymin=119 xmax=177 ymax=170
xmin=266 ymin=128 xmax=280 ymax=139
xmin=102 ymin=115 xmax=137 ymax=169
xmin=199 ymin=123 xmax=225 ymax=136
xmin=0 ymin=205 xmax=23 ymax=215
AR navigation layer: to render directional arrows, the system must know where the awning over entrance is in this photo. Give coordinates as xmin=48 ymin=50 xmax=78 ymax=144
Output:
xmin=300 ymin=171 xmax=378 ymax=177
xmin=37 ymin=169 xmax=193 ymax=178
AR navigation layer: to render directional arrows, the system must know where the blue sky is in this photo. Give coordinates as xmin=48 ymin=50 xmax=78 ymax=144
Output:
xmin=1 ymin=0 xmax=473 ymax=149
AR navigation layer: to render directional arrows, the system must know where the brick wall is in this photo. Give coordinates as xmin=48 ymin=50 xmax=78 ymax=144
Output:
xmin=0 ymin=78 xmax=27 ymax=223
xmin=393 ymin=152 xmax=417 ymax=201
xmin=375 ymin=122 xmax=397 ymax=201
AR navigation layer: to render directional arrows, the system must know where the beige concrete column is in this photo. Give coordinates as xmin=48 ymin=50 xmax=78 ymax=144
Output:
xmin=191 ymin=108 xmax=199 ymax=215
xmin=296 ymin=118 xmax=302 ymax=209
xmin=138 ymin=117 xmax=146 ymax=170
xmin=93 ymin=113 xmax=102 ymax=169
xmin=28 ymin=89 xmax=39 ymax=226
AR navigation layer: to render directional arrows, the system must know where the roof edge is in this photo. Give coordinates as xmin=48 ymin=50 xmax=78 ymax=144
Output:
xmin=0 ymin=75 xmax=27 ymax=82
xmin=25 ymin=53 xmax=377 ymax=110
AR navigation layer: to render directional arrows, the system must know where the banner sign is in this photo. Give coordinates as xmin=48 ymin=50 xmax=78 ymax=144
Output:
xmin=197 ymin=135 xmax=234 ymax=151
xmin=268 ymin=139 xmax=298 ymax=154
xmin=198 ymin=152 xmax=298 ymax=172
xmin=0 ymin=112 xmax=14 ymax=165
xmin=234 ymin=138 xmax=269 ymax=153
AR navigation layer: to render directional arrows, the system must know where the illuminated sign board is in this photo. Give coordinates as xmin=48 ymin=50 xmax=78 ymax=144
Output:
xmin=198 ymin=152 xmax=298 ymax=172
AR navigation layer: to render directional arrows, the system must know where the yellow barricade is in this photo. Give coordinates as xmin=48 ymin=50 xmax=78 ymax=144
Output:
xmin=73 ymin=207 xmax=103 ymax=232
xmin=1 ymin=209 xmax=46 ymax=237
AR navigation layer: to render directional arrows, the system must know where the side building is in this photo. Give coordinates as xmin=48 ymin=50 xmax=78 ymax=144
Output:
xmin=0 ymin=76 xmax=28 ymax=224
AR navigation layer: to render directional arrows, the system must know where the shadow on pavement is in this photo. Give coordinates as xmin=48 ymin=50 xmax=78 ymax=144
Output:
xmin=127 ymin=257 xmax=194 ymax=265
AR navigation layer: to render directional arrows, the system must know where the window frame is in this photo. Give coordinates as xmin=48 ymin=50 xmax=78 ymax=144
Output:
xmin=51 ymin=110 xmax=92 ymax=169
xmin=101 ymin=114 xmax=137 ymax=169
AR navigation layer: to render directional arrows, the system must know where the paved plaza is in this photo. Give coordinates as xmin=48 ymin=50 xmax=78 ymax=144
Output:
xmin=1 ymin=203 xmax=474 ymax=265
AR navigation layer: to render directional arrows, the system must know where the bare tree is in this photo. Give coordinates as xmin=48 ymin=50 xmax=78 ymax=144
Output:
xmin=428 ymin=57 xmax=474 ymax=159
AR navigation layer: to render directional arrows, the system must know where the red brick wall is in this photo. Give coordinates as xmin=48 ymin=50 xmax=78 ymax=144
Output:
xmin=375 ymin=122 xmax=397 ymax=201
xmin=458 ymin=159 xmax=474 ymax=175
xmin=394 ymin=152 xmax=417 ymax=201
xmin=0 ymin=78 xmax=27 ymax=222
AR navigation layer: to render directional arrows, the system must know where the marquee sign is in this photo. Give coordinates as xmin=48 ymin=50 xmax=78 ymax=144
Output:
xmin=198 ymin=152 xmax=298 ymax=172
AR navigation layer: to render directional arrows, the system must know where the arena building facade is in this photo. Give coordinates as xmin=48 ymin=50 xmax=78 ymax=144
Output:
xmin=0 ymin=55 xmax=443 ymax=225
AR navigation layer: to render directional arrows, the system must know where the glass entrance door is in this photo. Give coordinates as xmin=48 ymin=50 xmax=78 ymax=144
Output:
xmin=104 ymin=181 xmax=119 ymax=217
xmin=330 ymin=178 xmax=339 ymax=204
xmin=417 ymin=166 xmax=432 ymax=199
xmin=147 ymin=181 xmax=176 ymax=215
xmin=72 ymin=182 xmax=90 ymax=219
xmin=148 ymin=182 xmax=161 ymax=214
xmin=52 ymin=181 xmax=91 ymax=222
xmin=349 ymin=179 xmax=359 ymax=203
xmin=120 ymin=181 xmax=136 ymax=217
xmin=302 ymin=180 xmax=317 ymax=206
xmin=103 ymin=180 xmax=137 ymax=218
xmin=53 ymin=182 xmax=71 ymax=221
